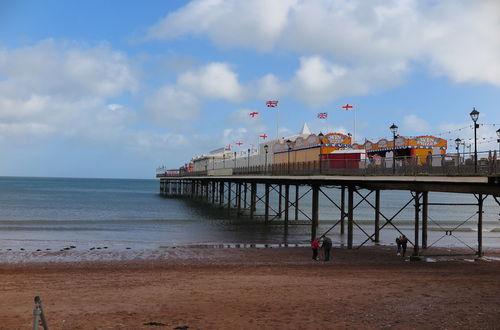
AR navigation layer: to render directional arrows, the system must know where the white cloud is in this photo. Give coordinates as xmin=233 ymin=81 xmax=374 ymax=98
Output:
xmin=148 ymin=0 xmax=297 ymax=51
xmin=178 ymin=62 xmax=245 ymax=101
xmin=0 ymin=40 xmax=140 ymax=144
xmin=402 ymin=114 xmax=430 ymax=134
xmin=283 ymin=56 xmax=407 ymax=107
xmin=148 ymin=0 xmax=500 ymax=86
xmin=144 ymin=85 xmax=201 ymax=126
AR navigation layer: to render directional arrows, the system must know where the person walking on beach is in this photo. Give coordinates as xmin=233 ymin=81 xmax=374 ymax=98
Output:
xmin=400 ymin=235 xmax=408 ymax=257
xmin=396 ymin=236 xmax=402 ymax=256
xmin=321 ymin=235 xmax=332 ymax=261
xmin=311 ymin=238 xmax=319 ymax=261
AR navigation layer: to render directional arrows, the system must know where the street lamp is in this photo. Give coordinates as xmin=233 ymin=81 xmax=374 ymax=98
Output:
xmin=390 ymin=123 xmax=398 ymax=174
xmin=455 ymin=137 xmax=461 ymax=170
xmin=469 ymin=107 xmax=479 ymax=173
xmin=234 ymin=151 xmax=237 ymax=169
xmin=223 ymin=153 xmax=226 ymax=169
xmin=264 ymin=144 xmax=269 ymax=174
xmin=496 ymin=128 xmax=500 ymax=154
xmin=286 ymin=139 xmax=292 ymax=174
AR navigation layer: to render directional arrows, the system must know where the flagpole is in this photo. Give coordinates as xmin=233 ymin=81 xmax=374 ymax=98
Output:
xmin=353 ymin=106 xmax=356 ymax=144
xmin=276 ymin=105 xmax=279 ymax=140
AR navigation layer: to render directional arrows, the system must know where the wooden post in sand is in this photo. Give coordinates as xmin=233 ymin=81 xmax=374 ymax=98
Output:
xmin=33 ymin=296 xmax=49 ymax=330
xmin=311 ymin=184 xmax=319 ymax=241
xmin=347 ymin=186 xmax=354 ymax=249
xmin=375 ymin=189 xmax=380 ymax=243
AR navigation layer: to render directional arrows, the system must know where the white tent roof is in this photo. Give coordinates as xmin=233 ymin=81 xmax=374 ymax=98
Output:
xmin=300 ymin=122 xmax=311 ymax=136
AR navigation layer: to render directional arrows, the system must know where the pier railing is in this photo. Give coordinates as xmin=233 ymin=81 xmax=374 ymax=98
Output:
xmin=158 ymin=151 xmax=500 ymax=177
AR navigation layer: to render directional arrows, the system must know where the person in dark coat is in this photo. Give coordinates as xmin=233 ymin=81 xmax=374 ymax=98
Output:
xmin=321 ymin=236 xmax=332 ymax=261
xmin=311 ymin=238 xmax=319 ymax=261
xmin=400 ymin=235 xmax=408 ymax=257
xmin=396 ymin=236 xmax=402 ymax=256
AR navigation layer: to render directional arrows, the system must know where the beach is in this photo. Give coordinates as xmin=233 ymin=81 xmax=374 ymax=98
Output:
xmin=1 ymin=246 xmax=499 ymax=329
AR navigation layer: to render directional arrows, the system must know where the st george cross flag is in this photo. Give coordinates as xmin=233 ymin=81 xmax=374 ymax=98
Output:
xmin=266 ymin=100 xmax=278 ymax=107
xmin=317 ymin=112 xmax=328 ymax=119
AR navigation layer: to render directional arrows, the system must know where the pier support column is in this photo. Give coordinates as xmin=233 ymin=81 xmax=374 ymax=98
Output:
xmin=219 ymin=181 xmax=224 ymax=207
xmin=250 ymin=183 xmax=257 ymax=219
xmin=227 ymin=182 xmax=232 ymax=209
xmin=244 ymin=183 xmax=248 ymax=210
xmin=340 ymin=186 xmax=346 ymax=235
xmin=477 ymin=194 xmax=484 ymax=258
xmin=422 ymin=191 xmax=428 ymax=249
xmin=412 ymin=192 xmax=421 ymax=260
xmin=237 ymin=183 xmax=242 ymax=214
xmin=278 ymin=184 xmax=282 ymax=218
xmin=265 ymin=183 xmax=270 ymax=223
xmin=212 ymin=181 xmax=216 ymax=204
xmin=375 ymin=189 xmax=380 ymax=243
xmin=295 ymin=185 xmax=300 ymax=220
xmin=284 ymin=184 xmax=290 ymax=231
xmin=311 ymin=185 xmax=319 ymax=241
xmin=347 ymin=186 xmax=354 ymax=249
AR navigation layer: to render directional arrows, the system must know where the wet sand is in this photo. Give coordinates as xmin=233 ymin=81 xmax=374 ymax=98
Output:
xmin=1 ymin=246 xmax=499 ymax=329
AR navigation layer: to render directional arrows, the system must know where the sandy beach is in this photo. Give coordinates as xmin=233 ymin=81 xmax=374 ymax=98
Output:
xmin=1 ymin=246 xmax=499 ymax=330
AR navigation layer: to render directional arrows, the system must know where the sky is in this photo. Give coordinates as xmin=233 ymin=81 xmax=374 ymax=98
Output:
xmin=1 ymin=0 xmax=499 ymax=179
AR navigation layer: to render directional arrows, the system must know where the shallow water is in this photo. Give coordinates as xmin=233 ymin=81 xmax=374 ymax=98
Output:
xmin=0 ymin=176 xmax=498 ymax=252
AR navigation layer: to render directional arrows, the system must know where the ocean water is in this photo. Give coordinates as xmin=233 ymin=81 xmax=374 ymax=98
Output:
xmin=0 ymin=176 xmax=498 ymax=252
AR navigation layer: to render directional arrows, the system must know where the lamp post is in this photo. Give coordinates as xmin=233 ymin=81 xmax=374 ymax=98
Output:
xmin=496 ymin=128 xmax=500 ymax=154
xmin=234 ymin=151 xmax=237 ymax=169
xmin=223 ymin=154 xmax=226 ymax=169
xmin=455 ymin=138 xmax=461 ymax=171
xmin=470 ymin=107 xmax=479 ymax=173
xmin=286 ymin=139 xmax=292 ymax=174
xmin=390 ymin=123 xmax=398 ymax=174
xmin=264 ymin=144 xmax=269 ymax=174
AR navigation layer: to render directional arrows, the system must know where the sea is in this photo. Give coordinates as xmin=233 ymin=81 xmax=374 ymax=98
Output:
xmin=0 ymin=176 xmax=498 ymax=253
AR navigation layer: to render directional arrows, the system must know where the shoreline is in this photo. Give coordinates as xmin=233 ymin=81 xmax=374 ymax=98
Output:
xmin=1 ymin=246 xmax=499 ymax=329
xmin=1 ymin=244 xmax=500 ymax=267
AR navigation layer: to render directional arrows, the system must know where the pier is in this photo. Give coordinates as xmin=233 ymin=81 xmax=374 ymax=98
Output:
xmin=159 ymin=172 xmax=500 ymax=259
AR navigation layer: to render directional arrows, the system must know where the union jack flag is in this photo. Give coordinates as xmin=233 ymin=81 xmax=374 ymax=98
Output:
xmin=317 ymin=112 xmax=328 ymax=119
xmin=266 ymin=100 xmax=278 ymax=107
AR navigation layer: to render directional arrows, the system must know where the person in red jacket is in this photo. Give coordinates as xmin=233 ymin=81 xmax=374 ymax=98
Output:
xmin=311 ymin=238 xmax=319 ymax=260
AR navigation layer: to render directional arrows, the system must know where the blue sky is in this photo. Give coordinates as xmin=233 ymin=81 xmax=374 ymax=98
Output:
xmin=1 ymin=0 xmax=499 ymax=179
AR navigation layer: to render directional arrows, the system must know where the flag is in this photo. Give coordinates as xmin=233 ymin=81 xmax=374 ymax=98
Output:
xmin=250 ymin=111 xmax=259 ymax=117
xmin=342 ymin=104 xmax=353 ymax=111
xmin=317 ymin=112 xmax=328 ymax=119
xmin=266 ymin=100 xmax=278 ymax=107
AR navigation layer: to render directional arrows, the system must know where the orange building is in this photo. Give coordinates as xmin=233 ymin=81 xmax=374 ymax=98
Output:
xmin=273 ymin=132 xmax=353 ymax=164
xmin=365 ymin=135 xmax=447 ymax=164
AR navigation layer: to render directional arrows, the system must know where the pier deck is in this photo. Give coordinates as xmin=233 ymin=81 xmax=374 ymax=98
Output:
xmin=159 ymin=174 xmax=500 ymax=259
